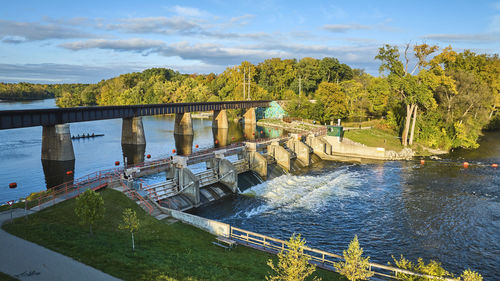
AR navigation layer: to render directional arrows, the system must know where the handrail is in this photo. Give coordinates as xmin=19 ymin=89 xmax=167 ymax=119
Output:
xmin=229 ymin=227 xmax=457 ymax=281
xmin=121 ymin=180 xmax=154 ymax=214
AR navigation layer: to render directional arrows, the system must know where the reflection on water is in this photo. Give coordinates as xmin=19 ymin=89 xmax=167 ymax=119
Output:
xmin=174 ymin=134 xmax=193 ymax=155
xmin=212 ymin=128 xmax=228 ymax=147
xmin=41 ymin=159 xmax=75 ymax=188
xmin=122 ymin=144 xmax=146 ymax=166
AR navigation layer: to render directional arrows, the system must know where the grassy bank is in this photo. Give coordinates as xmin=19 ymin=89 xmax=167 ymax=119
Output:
xmin=343 ymin=127 xmax=404 ymax=152
xmin=3 ymin=189 xmax=343 ymax=281
xmin=0 ymin=272 xmax=19 ymax=281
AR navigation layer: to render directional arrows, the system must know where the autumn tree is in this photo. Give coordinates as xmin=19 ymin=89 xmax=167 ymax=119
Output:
xmin=75 ymin=189 xmax=105 ymax=235
xmin=315 ymin=81 xmax=348 ymax=122
xmin=266 ymin=233 xmax=320 ymax=281
xmin=334 ymin=235 xmax=373 ymax=281
xmin=119 ymin=208 xmax=140 ymax=251
xmin=460 ymin=269 xmax=483 ymax=281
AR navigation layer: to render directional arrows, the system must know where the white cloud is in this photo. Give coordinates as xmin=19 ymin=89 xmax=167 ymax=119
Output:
xmin=170 ymin=5 xmax=208 ymax=18
xmin=61 ymin=38 xmax=165 ymax=51
xmin=423 ymin=32 xmax=500 ymax=43
xmin=0 ymin=19 xmax=93 ymax=43
xmin=323 ymin=24 xmax=372 ymax=33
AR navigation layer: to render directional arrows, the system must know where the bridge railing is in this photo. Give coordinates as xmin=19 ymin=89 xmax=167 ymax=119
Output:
xmin=25 ymin=168 xmax=122 ymax=210
xmin=229 ymin=227 xmax=457 ymax=281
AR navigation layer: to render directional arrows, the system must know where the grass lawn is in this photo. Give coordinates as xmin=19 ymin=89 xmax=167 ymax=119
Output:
xmin=3 ymin=189 xmax=344 ymax=281
xmin=344 ymin=128 xmax=404 ymax=152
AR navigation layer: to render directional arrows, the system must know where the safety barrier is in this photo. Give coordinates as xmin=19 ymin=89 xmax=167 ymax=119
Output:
xmin=229 ymin=227 xmax=457 ymax=281
xmin=25 ymin=169 xmax=120 ymax=210
xmin=121 ymin=180 xmax=154 ymax=214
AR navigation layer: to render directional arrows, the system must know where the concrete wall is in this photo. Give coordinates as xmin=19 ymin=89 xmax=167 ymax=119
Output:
xmin=174 ymin=113 xmax=194 ymax=135
xmin=41 ymin=124 xmax=75 ymax=161
xmin=306 ymin=135 xmax=332 ymax=156
xmin=218 ymin=158 xmax=238 ymax=193
xmin=287 ymin=139 xmax=311 ymax=166
xmin=169 ymin=209 xmax=230 ymax=237
xmin=324 ymin=136 xmax=386 ymax=160
xmin=267 ymin=142 xmax=291 ymax=171
xmin=179 ymin=167 xmax=200 ymax=205
xmin=121 ymin=117 xmax=146 ymax=145
xmin=249 ymin=151 xmax=267 ymax=179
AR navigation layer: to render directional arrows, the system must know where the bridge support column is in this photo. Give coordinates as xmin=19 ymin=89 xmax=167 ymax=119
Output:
xmin=212 ymin=128 xmax=228 ymax=147
xmin=41 ymin=124 xmax=75 ymax=161
xmin=245 ymin=142 xmax=267 ymax=180
xmin=121 ymin=117 xmax=146 ymax=145
xmin=212 ymin=110 xmax=228 ymax=129
xmin=174 ymin=113 xmax=194 ymax=136
xmin=243 ymin=107 xmax=256 ymax=125
xmin=174 ymin=134 xmax=193 ymax=155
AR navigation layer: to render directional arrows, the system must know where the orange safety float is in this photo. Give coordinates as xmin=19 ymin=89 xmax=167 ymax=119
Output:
xmin=66 ymin=170 xmax=73 ymax=175
xmin=463 ymin=162 xmax=469 ymax=168
xmin=492 ymin=163 xmax=498 ymax=168
xmin=195 ymin=144 xmax=199 ymax=148
xmin=420 ymin=159 xmax=425 ymax=165
xmin=9 ymin=182 xmax=17 ymax=189
xmin=115 ymin=161 xmax=120 ymax=166
xmin=215 ymin=140 xmax=219 ymax=144
xmin=146 ymin=154 xmax=151 ymax=159
xmin=172 ymin=149 xmax=176 ymax=154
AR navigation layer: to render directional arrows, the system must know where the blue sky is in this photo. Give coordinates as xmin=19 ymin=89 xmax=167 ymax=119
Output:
xmin=0 ymin=0 xmax=499 ymax=83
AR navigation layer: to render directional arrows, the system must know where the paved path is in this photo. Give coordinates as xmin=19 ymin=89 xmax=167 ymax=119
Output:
xmin=0 ymin=209 xmax=121 ymax=281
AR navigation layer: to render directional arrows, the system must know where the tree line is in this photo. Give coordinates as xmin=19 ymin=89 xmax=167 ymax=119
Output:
xmin=0 ymin=82 xmax=88 ymax=101
xmin=3 ymin=45 xmax=499 ymax=150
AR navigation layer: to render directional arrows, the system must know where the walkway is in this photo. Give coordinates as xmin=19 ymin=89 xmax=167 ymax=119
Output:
xmin=0 ymin=209 xmax=121 ymax=281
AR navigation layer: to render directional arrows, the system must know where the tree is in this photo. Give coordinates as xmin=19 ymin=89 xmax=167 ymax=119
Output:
xmin=266 ymin=233 xmax=320 ymax=281
xmin=391 ymin=255 xmax=452 ymax=281
xmin=334 ymin=235 xmax=373 ymax=281
xmin=460 ymin=269 xmax=483 ymax=281
xmin=74 ymin=189 xmax=105 ymax=235
xmin=315 ymin=81 xmax=348 ymax=122
xmin=119 ymin=208 xmax=140 ymax=251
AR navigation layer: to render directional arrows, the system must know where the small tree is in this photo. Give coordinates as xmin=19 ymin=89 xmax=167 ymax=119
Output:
xmin=119 ymin=208 xmax=140 ymax=251
xmin=460 ymin=269 xmax=482 ymax=281
xmin=334 ymin=235 xmax=374 ymax=281
xmin=74 ymin=189 xmax=105 ymax=235
xmin=266 ymin=233 xmax=320 ymax=281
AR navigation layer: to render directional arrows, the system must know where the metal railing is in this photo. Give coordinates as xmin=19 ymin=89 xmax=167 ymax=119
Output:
xmin=26 ymin=169 xmax=120 ymax=210
xmin=229 ymin=227 xmax=457 ymax=281
xmin=121 ymin=180 xmax=154 ymax=214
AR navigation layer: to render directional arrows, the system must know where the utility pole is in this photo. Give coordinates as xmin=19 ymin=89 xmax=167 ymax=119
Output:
xmin=243 ymin=68 xmax=246 ymax=100
xmin=299 ymin=76 xmax=302 ymax=98
xmin=248 ymin=68 xmax=251 ymax=100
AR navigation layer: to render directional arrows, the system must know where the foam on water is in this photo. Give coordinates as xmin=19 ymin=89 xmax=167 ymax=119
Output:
xmin=240 ymin=166 xmax=363 ymax=217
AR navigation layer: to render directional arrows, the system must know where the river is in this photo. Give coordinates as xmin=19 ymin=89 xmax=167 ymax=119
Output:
xmin=1 ymin=99 xmax=499 ymax=279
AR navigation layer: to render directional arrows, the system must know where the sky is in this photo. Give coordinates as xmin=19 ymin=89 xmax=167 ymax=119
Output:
xmin=0 ymin=0 xmax=499 ymax=83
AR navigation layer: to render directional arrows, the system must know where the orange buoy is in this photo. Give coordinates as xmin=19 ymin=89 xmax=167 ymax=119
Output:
xmin=420 ymin=159 xmax=425 ymax=165
xmin=492 ymin=163 xmax=498 ymax=168
xmin=215 ymin=140 xmax=219 ymax=144
xmin=66 ymin=170 xmax=73 ymax=175
xmin=9 ymin=182 xmax=17 ymax=189
xmin=252 ymin=132 xmax=255 ymax=135
xmin=172 ymin=149 xmax=176 ymax=154
xmin=463 ymin=162 xmax=469 ymax=168
xmin=260 ymin=130 xmax=263 ymax=134
xmin=232 ymin=137 xmax=235 ymax=141
xmin=195 ymin=144 xmax=199 ymax=148
xmin=115 ymin=161 xmax=120 ymax=166
xmin=146 ymin=154 xmax=151 ymax=159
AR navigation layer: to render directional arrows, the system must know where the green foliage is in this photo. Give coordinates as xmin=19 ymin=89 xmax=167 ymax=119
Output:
xmin=334 ymin=235 xmax=373 ymax=281
xmin=460 ymin=269 xmax=483 ymax=281
xmin=4 ymin=189 xmax=342 ymax=281
xmin=390 ymin=255 xmax=453 ymax=280
xmin=266 ymin=233 xmax=321 ymax=281
xmin=0 ymin=82 xmax=54 ymax=100
xmin=74 ymin=189 xmax=105 ymax=235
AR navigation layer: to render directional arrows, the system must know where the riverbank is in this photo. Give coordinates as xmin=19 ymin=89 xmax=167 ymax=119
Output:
xmin=2 ymin=188 xmax=341 ymax=281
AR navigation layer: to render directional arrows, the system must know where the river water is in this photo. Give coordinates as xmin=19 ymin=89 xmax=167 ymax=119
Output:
xmin=1 ymin=99 xmax=499 ymax=279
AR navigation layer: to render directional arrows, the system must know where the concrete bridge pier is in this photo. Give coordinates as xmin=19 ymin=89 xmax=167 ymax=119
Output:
xmin=174 ymin=113 xmax=194 ymax=136
xmin=243 ymin=107 xmax=256 ymax=125
xmin=243 ymin=124 xmax=256 ymax=140
xmin=212 ymin=110 xmax=228 ymax=129
xmin=121 ymin=117 xmax=146 ymax=145
xmin=41 ymin=124 xmax=75 ymax=161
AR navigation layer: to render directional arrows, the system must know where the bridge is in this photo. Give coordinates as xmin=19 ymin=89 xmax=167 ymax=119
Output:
xmin=0 ymin=101 xmax=270 ymax=183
